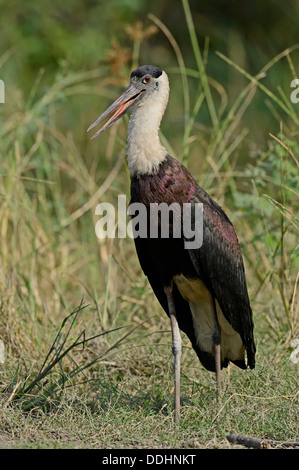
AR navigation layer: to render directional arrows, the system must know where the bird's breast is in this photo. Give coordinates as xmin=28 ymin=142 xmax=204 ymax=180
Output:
xmin=130 ymin=155 xmax=196 ymax=206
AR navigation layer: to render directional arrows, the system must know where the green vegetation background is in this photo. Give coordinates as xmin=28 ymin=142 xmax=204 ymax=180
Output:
xmin=0 ymin=0 xmax=298 ymax=448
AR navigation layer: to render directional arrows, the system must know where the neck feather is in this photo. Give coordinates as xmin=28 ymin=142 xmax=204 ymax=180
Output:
xmin=127 ymin=72 xmax=169 ymax=176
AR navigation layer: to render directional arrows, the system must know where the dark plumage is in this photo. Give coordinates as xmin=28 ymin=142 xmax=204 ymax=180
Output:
xmin=130 ymin=65 xmax=163 ymax=79
xmin=131 ymin=155 xmax=255 ymax=372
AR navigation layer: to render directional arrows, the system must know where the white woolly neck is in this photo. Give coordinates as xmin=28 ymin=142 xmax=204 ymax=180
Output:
xmin=127 ymin=71 xmax=169 ymax=176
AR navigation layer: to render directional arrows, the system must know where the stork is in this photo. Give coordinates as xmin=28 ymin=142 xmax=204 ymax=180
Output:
xmin=88 ymin=65 xmax=256 ymax=423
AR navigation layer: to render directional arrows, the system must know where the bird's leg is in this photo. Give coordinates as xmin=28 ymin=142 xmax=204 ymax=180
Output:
xmin=210 ymin=293 xmax=221 ymax=398
xmin=164 ymin=285 xmax=182 ymax=424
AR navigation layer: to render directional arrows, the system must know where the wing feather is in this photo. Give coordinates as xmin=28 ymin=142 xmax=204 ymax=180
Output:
xmin=187 ymin=186 xmax=255 ymax=368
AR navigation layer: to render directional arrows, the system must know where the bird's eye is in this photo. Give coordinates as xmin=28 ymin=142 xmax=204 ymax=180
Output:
xmin=142 ymin=75 xmax=151 ymax=84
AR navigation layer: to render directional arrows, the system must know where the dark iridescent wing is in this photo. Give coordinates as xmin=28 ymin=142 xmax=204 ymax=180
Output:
xmin=187 ymin=185 xmax=256 ymax=368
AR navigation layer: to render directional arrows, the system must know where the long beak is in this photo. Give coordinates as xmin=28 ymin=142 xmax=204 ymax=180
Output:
xmin=87 ymin=83 xmax=143 ymax=139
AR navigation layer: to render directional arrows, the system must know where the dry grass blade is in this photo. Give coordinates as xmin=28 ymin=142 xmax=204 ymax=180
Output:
xmin=11 ymin=300 xmax=130 ymax=409
xmin=212 ymin=393 xmax=299 ymax=424
xmin=269 ymin=132 xmax=299 ymax=168
xmin=61 ymin=153 xmax=124 ymax=227
xmin=263 ymin=194 xmax=299 ymax=231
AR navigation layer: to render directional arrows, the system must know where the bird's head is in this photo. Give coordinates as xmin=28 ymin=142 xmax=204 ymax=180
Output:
xmin=87 ymin=65 xmax=168 ymax=139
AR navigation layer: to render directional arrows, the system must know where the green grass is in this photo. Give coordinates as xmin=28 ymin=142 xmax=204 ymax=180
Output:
xmin=1 ymin=345 xmax=297 ymax=448
xmin=0 ymin=1 xmax=298 ymax=449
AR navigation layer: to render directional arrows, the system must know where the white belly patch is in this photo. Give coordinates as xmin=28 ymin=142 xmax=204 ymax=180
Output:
xmin=173 ymin=274 xmax=245 ymax=362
